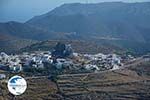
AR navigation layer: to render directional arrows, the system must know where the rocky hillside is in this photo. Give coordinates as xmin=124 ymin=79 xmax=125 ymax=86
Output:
xmin=1 ymin=2 xmax=150 ymax=54
xmin=27 ymin=2 xmax=150 ymax=43
xmin=20 ymin=40 xmax=124 ymax=54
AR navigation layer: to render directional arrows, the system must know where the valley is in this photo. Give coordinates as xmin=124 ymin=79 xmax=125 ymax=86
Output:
xmin=0 ymin=1 xmax=150 ymax=100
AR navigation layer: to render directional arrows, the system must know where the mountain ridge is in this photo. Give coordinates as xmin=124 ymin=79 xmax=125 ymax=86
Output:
xmin=27 ymin=2 xmax=150 ymax=43
xmin=1 ymin=2 xmax=150 ymax=54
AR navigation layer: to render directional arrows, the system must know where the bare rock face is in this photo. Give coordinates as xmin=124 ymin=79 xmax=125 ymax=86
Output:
xmin=52 ymin=42 xmax=73 ymax=58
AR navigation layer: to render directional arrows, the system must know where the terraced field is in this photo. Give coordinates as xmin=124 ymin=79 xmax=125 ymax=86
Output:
xmin=57 ymin=63 xmax=150 ymax=100
xmin=0 ymin=78 xmax=59 ymax=100
xmin=0 ymin=59 xmax=150 ymax=100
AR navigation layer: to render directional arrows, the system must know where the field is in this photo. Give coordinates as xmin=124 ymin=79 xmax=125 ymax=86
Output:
xmin=57 ymin=70 xmax=150 ymax=100
xmin=57 ymin=61 xmax=150 ymax=100
xmin=0 ymin=78 xmax=59 ymax=100
xmin=0 ymin=60 xmax=150 ymax=100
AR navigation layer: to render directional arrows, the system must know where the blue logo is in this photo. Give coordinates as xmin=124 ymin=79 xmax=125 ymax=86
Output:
xmin=8 ymin=75 xmax=27 ymax=95
xmin=10 ymin=77 xmax=22 ymax=83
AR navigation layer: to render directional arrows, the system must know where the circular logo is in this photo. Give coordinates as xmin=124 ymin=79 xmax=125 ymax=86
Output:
xmin=7 ymin=75 xmax=27 ymax=96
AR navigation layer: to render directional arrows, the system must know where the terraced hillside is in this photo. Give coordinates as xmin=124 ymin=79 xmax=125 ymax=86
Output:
xmin=0 ymin=58 xmax=149 ymax=100
xmin=0 ymin=78 xmax=60 ymax=100
xmin=57 ymin=60 xmax=150 ymax=100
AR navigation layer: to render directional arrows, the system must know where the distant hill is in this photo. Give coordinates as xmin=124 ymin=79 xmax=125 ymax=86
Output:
xmin=0 ymin=39 xmax=36 ymax=54
xmin=0 ymin=32 xmax=37 ymax=53
xmin=0 ymin=21 xmax=71 ymax=40
xmin=1 ymin=2 xmax=150 ymax=54
xmin=20 ymin=40 xmax=124 ymax=54
xmin=27 ymin=2 xmax=150 ymax=43
xmin=0 ymin=21 xmax=76 ymax=53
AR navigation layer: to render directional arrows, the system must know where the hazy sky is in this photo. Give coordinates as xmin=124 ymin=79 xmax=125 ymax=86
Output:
xmin=0 ymin=0 xmax=150 ymax=22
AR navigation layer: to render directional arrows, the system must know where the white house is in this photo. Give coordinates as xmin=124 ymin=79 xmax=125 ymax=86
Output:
xmin=0 ymin=74 xmax=6 ymax=79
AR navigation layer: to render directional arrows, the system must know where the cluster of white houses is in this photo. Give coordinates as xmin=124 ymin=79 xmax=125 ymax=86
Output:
xmin=74 ymin=53 xmax=123 ymax=72
xmin=0 ymin=51 xmax=132 ymax=73
xmin=0 ymin=52 xmax=52 ymax=72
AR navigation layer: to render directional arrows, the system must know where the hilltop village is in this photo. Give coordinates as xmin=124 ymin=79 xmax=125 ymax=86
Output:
xmin=0 ymin=43 xmax=135 ymax=78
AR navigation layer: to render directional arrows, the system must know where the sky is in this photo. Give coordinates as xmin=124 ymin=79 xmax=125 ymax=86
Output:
xmin=0 ymin=0 xmax=150 ymax=22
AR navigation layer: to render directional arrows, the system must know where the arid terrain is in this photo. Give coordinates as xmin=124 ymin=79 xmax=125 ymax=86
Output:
xmin=1 ymin=1 xmax=150 ymax=100
xmin=0 ymin=57 xmax=150 ymax=100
